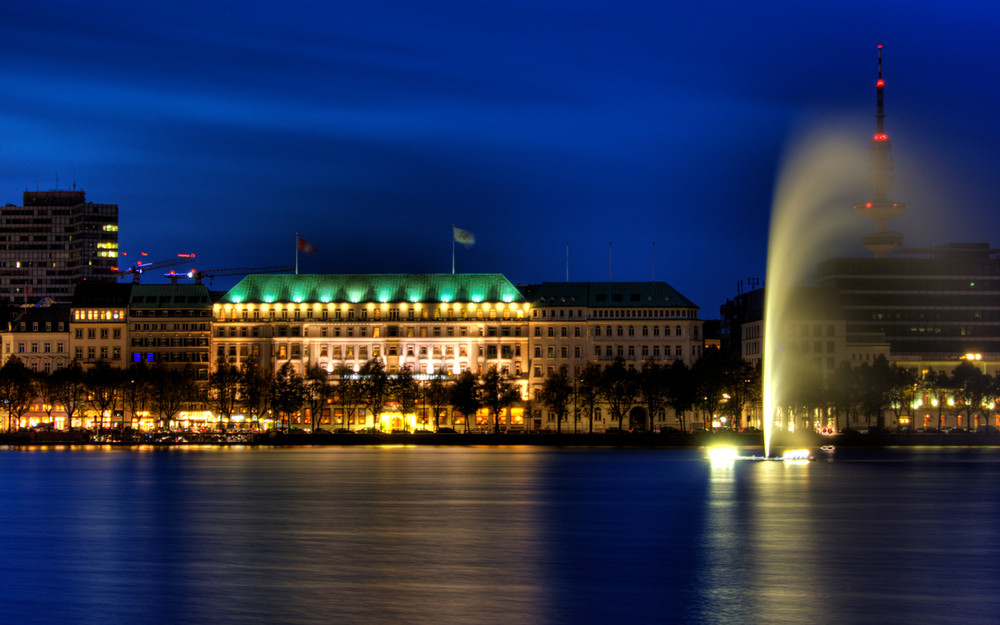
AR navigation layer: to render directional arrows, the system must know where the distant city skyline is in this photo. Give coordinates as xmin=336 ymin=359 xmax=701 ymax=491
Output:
xmin=2 ymin=1 xmax=998 ymax=315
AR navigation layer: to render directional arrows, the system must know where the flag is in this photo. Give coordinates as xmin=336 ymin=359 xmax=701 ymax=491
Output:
xmin=453 ymin=226 xmax=475 ymax=248
xmin=297 ymin=236 xmax=317 ymax=255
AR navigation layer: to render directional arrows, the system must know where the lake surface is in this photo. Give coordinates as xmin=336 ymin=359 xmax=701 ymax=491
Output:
xmin=1 ymin=445 xmax=998 ymax=625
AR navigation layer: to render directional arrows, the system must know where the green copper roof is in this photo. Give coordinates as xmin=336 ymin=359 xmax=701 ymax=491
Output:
xmin=129 ymin=284 xmax=213 ymax=308
xmin=218 ymin=274 xmax=526 ymax=305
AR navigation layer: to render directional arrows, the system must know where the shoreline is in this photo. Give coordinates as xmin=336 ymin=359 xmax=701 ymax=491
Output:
xmin=3 ymin=430 xmax=1000 ymax=448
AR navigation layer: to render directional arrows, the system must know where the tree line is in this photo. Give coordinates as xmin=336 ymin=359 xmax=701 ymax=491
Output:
xmin=3 ymin=350 xmax=994 ymax=434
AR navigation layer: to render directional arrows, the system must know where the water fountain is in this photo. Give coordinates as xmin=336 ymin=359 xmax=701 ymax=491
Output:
xmin=761 ymin=124 xmax=868 ymax=456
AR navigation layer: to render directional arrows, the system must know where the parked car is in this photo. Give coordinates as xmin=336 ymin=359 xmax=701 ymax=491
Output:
xmin=436 ymin=427 xmax=458 ymax=434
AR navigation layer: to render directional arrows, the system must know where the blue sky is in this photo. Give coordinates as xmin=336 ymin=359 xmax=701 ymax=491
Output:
xmin=2 ymin=1 xmax=998 ymax=315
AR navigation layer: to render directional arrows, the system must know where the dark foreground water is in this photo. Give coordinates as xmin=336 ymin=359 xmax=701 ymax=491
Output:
xmin=2 ymin=446 xmax=999 ymax=625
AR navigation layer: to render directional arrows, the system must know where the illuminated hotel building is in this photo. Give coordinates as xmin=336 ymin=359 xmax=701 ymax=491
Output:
xmin=213 ymin=274 xmax=528 ymax=375
xmin=0 ymin=190 xmax=118 ymax=304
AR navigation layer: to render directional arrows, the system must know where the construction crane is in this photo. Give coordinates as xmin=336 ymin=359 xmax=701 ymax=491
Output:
xmin=112 ymin=253 xmax=196 ymax=283
xmin=163 ymin=265 xmax=295 ymax=284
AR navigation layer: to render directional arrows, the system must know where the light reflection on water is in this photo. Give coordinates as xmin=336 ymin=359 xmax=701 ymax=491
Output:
xmin=1 ymin=446 xmax=999 ymax=625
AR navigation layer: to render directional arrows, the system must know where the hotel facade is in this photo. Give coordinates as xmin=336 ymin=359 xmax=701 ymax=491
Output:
xmin=1 ymin=272 xmax=705 ymax=431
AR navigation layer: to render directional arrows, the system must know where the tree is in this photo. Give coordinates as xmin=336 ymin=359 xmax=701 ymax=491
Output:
xmin=425 ymin=368 xmax=452 ymax=431
xmin=858 ymin=355 xmax=893 ymax=430
xmin=599 ymin=357 xmax=639 ymax=430
xmin=720 ymin=354 xmax=760 ymax=430
xmin=85 ymin=360 xmax=122 ymax=432
xmin=123 ymin=362 xmax=154 ymax=430
xmin=359 ymin=358 xmax=390 ymax=430
xmin=639 ymin=360 xmax=668 ymax=432
xmin=332 ymin=364 xmax=363 ymax=430
xmin=52 ymin=361 xmax=87 ymax=430
xmin=303 ymin=365 xmax=331 ymax=432
xmin=577 ymin=362 xmax=602 ymax=434
xmin=951 ymin=361 xmax=991 ymax=431
xmin=887 ymin=364 xmax=919 ymax=432
xmin=828 ymin=361 xmax=859 ymax=433
xmin=150 ymin=364 xmax=192 ymax=430
xmin=209 ymin=361 xmax=242 ymax=431
xmin=392 ymin=367 xmax=420 ymax=429
xmin=926 ymin=368 xmax=952 ymax=431
xmin=665 ymin=360 xmax=695 ymax=432
xmin=450 ymin=370 xmax=481 ymax=433
xmin=0 ymin=356 xmax=35 ymax=431
xmin=240 ymin=356 xmax=272 ymax=429
xmin=538 ymin=365 xmax=573 ymax=433
xmin=35 ymin=370 xmax=61 ymax=427
xmin=272 ymin=362 xmax=305 ymax=430
xmin=480 ymin=366 xmax=520 ymax=434
xmin=692 ymin=348 xmax=730 ymax=430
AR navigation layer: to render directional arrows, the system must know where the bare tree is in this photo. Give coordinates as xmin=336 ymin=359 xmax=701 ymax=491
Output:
xmin=538 ymin=365 xmax=572 ymax=433
xmin=52 ymin=361 xmax=87 ymax=430
xmin=0 ymin=356 xmax=35 ymax=431
xmin=480 ymin=366 xmax=521 ymax=434
xmin=359 ymin=358 xmax=390 ymax=430
xmin=272 ymin=362 xmax=305 ymax=431
xmin=425 ymin=368 xmax=452 ymax=431
xmin=209 ymin=362 xmax=242 ymax=431
xmin=304 ymin=365 xmax=330 ymax=432
xmin=85 ymin=360 xmax=122 ymax=433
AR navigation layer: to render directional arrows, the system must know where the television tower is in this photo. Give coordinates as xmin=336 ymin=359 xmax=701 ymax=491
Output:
xmin=853 ymin=45 xmax=907 ymax=257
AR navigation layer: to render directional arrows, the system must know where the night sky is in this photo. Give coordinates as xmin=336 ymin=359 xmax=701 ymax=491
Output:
xmin=2 ymin=1 xmax=998 ymax=316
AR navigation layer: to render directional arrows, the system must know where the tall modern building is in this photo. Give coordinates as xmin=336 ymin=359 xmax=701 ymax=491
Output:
xmin=0 ymin=190 xmax=118 ymax=304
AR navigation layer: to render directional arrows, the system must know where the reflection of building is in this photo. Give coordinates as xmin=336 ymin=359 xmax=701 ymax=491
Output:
xmin=0 ymin=190 xmax=118 ymax=304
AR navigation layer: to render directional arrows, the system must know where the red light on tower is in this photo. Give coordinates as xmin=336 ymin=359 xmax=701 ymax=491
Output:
xmin=876 ymin=79 xmax=884 ymax=87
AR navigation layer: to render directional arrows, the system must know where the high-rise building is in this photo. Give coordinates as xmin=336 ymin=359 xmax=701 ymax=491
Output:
xmin=0 ymin=190 xmax=118 ymax=304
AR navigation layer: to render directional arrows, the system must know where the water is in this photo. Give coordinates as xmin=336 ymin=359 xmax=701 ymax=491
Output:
xmin=2 ymin=446 xmax=999 ymax=625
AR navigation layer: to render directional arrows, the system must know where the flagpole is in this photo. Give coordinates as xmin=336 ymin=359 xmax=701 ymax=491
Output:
xmin=566 ymin=242 xmax=569 ymax=282
xmin=451 ymin=224 xmax=455 ymax=274
xmin=295 ymin=232 xmax=299 ymax=275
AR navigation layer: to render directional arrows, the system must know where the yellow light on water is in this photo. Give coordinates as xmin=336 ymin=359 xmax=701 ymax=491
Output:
xmin=707 ymin=447 xmax=739 ymax=462
xmin=781 ymin=449 xmax=811 ymax=461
